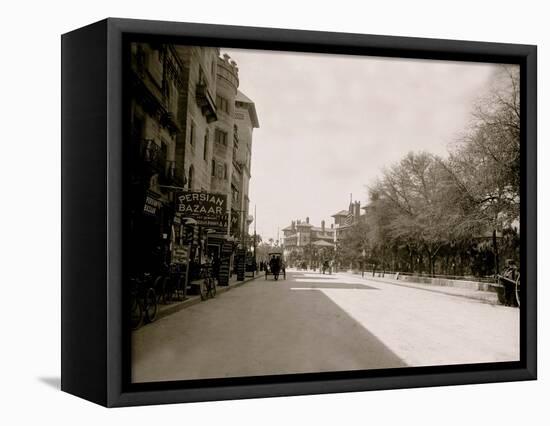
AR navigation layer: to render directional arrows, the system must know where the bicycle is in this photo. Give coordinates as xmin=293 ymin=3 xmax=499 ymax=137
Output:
xmin=199 ymin=264 xmax=217 ymax=301
xmin=514 ymin=273 xmax=521 ymax=307
xmin=129 ymin=273 xmax=158 ymax=329
xmin=495 ymin=273 xmax=520 ymax=307
xmin=154 ymin=262 xmax=175 ymax=305
xmin=159 ymin=265 xmax=186 ymax=303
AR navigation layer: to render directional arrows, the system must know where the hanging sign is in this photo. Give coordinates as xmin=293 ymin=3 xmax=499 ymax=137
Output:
xmin=175 ymin=191 xmax=227 ymax=227
xmin=143 ymin=192 xmax=162 ymax=216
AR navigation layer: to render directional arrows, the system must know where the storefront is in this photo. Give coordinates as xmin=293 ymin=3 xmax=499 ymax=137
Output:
xmin=129 ymin=188 xmax=172 ymax=277
xmin=174 ymin=191 xmax=236 ymax=287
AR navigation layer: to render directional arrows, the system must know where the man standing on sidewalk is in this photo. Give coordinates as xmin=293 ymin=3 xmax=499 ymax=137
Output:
xmin=502 ymin=259 xmax=519 ymax=307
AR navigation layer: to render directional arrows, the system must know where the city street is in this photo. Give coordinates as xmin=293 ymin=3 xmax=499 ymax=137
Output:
xmin=131 ymin=270 xmax=519 ymax=383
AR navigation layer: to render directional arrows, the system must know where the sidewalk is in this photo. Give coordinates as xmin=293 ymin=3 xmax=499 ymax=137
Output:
xmin=339 ymin=271 xmax=499 ymax=305
xmin=156 ymin=272 xmax=263 ymax=321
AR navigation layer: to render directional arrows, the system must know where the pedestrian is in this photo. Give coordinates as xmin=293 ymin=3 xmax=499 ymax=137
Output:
xmin=502 ymin=259 xmax=518 ymax=306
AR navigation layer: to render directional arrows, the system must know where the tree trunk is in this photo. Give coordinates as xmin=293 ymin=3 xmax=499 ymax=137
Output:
xmin=492 ymin=229 xmax=499 ymax=275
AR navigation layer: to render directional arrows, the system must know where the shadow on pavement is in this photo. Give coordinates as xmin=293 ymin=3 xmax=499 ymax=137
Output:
xmin=131 ymin=271 xmax=406 ymax=382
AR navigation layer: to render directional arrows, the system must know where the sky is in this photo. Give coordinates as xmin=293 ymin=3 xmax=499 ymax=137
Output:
xmin=223 ymin=48 xmax=502 ymax=242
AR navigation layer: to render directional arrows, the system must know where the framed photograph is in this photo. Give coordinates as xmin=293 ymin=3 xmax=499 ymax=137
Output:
xmin=61 ymin=18 xmax=536 ymax=407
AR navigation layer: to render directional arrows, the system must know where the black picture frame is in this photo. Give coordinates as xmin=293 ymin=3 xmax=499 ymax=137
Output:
xmin=61 ymin=18 xmax=537 ymax=407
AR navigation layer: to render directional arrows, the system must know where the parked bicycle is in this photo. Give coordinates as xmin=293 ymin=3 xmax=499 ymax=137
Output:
xmin=130 ymin=273 xmax=158 ymax=329
xmin=199 ymin=263 xmax=217 ymax=301
xmin=162 ymin=264 xmax=186 ymax=303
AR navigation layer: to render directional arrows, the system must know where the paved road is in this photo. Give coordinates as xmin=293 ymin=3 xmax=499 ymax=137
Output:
xmin=131 ymin=270 xmax=519 ymax=383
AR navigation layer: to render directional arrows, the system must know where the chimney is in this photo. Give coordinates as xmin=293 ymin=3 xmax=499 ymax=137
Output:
xmin=321 ymin=220 xmax=325 ymax=232
xmin=291 ymin=220 xmax=295 ymax=231
xmin=306 ymin=217 xmax=309 ymax=224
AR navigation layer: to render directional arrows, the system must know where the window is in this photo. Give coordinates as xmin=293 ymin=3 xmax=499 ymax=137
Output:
xmin=189 ymin=121 xmax=195 ymax=147
xmin=147 ymin=47 xmax=163 ymax=85
xmin=132 ymin=115 xmax=144 ymax=140
xmin=188 ymin=165 xmax=194 ymax=190
xmin=216 ymin=95 xmax=230 ymax=114
xmin=232 ymin=185 xmax=239 ymax=204
xmin=211 ymin=159 xmax=216 ymax=177
xmin=166 ymin=80 xmax=178 ymax=114
xmin=160 ymin=140 xmax=168 ymax=163
xmin=203 ymin=129 xmax=209 ymax=160
xmin=214 ymin=128 xmax=228 ymax=146
xmin=135 ymin=45 xmax=146 ymax=72
xmin=198 ymin=67 xmax=205 ymax=85
xmin=216 ymin=163 xmax=224 ymax=179
xmin=223 ymin=163 xmax=228 ymax=180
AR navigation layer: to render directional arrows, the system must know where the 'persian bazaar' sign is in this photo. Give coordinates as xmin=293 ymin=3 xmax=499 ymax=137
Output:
xmin=176 ymin=191 xmax=227 ymax=226
xmin=144 ymin=192 xmax=162 ymax=216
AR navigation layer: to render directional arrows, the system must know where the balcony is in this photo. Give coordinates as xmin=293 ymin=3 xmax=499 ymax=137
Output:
xmin=140 ymin=139 xmax=166 ymax=173
xmin=160 ymin=160 xmax=186 ymax=187
xmin=160 ymin=111 xmax=181 ymax=133
xmin=195 ymin=83 xmax=218 ymax=123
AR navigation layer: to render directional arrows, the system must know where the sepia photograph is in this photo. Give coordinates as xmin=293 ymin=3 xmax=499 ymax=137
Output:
xmin=126 ymin=41 xmax=521 ymax=384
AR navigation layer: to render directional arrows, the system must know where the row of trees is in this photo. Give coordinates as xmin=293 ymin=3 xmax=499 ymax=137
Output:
xmin=338 ymin=66 xmax=520 ymax=277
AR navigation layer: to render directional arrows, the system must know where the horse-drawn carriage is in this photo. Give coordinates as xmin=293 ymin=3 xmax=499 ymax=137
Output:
xmin=265 ymin=251 xmax=286 ymax=280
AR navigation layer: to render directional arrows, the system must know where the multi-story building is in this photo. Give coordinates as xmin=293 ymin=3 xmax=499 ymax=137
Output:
xmin=233 ymin=90 xmax=260 ymax=241
xmin=331 ymin=200 xmax=363 ymax=243
xmin=128 ymin=42 xmax=186 ymax=274
xmin=129 ymin=43 xmax=259 ymax=281
xmin=282 ymin=217 xmax=336 ymax=264
xmin=174 ymin=45 xmax=219 ymax=192
xmin=211 ymin=54 xmax=239 ymax=238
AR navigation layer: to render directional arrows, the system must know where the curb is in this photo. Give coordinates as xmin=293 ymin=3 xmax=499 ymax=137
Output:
xmin=344 ymin=272 xmax=499 ymax=305
xmin=155 ymin=273 xmax=263 ymax=322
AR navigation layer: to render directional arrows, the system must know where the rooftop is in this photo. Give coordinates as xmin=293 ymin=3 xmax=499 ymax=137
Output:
xmin=236 ymin=90 xmax=260 ymax=128
xmin=311 ymin=227 xmax=334 ymax=233
xmin=331 ymin=209 xmax=350 ymax=217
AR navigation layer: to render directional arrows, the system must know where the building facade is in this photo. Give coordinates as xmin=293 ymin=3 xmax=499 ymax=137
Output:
xmin=331 ymin=200 xmax=364 ymax=243
xmin=282 ymin=217 xmax=336 ymax=265
xmin=128 ymin=42 xmax=186 ymax=275
xmin=233 ymin=90 xmax=260 ymax=241
xmin=128 ymin=43 xmax=259 ymax=283
xmin=174 ymin=46 xmax=219 ymax=192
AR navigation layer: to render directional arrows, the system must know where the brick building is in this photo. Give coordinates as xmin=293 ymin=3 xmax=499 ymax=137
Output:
xmin=282 ymin=217 xmax=336 ymax=265
xmin=331 ymin=200 xmax=364 ymax=243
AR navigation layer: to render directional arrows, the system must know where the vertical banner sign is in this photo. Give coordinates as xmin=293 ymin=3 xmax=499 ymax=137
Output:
xmin=236 ymin=247 xmax=246 ymax=281
xmin=143 ymin=191 xmax=162 ymax=216
xmin=218 ymin=241 xmax=234 ymax=286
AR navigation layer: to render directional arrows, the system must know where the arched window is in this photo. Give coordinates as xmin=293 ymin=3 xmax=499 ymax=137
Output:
xmin=188 ymin=165 xmax=194 ymax=190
